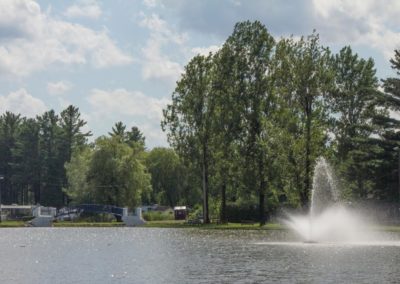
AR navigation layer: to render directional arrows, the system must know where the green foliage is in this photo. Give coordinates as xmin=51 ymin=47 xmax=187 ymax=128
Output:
xmin=145 ymin=147 xmax=189 ymax=207
xmin=87 ymin=136 xmax=151 ymax=208
xmin=142 ymin=210 xmax=174 ymax=221
xmin=161 ymin=21 xmax=394 ymax=225
xmin=0 ymin=21 xmax=399 ymax=224
xmin=162 ymin=53 xmax=216 ymax=223
xmin=64 ymin=146 xmax=93 ymax=204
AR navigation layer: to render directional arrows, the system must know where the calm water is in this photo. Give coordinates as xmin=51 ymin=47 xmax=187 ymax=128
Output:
xmin=0 ymin=228 xmax=400 ymax=283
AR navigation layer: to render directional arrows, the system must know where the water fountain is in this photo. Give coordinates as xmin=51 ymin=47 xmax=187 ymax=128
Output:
xmin=285 ymin=157 xmax=370 ymax=243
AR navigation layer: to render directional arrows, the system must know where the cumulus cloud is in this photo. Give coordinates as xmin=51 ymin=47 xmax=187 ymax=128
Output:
xmin=87 ymin=88 xmax=170 ymax=120
xmin=47 ymin=81 xmax=72 ymax=95
xmin=169 ymin=0 xmax=312 ymax=38
xmin=87 ymin=88 xmax=169 ymax=147
xmin=64 ymin=0 xmax=102 ymax=19
xmin=0 ymin=0 xmax=132 ymax=77
xmin=191 ymin=45 xmax=221 ymax=56
xmin=311 ymin=0 xmax=400 ymax=60
xmin=139 ymin=13 xmax=186 ymax=84
xmin=142 ymin=0 xmax=157 ymax=8
xmin=0 ymin=88 xmax=47 ymax=117
xmin=168 ymin=0 xmax=400 ymax=61
xmin=140 ymin=121 xmax=168 ymax=147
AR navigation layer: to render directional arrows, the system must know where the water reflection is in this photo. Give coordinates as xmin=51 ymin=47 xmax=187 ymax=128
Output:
xmin=0 ymin=228 xmax=399 ymax=283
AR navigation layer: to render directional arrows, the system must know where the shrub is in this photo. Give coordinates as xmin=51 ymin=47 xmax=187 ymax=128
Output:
xmin=225 ymin=202 xmax=259 ymax=222
xmin=142 ymin=210 xmax=174 ymax=221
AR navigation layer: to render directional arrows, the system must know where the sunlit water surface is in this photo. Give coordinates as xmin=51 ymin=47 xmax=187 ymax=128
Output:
xmin=1 ymin=228 xmax=400 ymax=283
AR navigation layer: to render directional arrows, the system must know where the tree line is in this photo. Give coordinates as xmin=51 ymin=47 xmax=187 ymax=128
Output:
xmin=162 ymin=21 xmax=400 ymax=224
xmin=2 ymin=21 xmax=400 ymax=225
xmin=0 ymin=105 xmax=195 ymax=210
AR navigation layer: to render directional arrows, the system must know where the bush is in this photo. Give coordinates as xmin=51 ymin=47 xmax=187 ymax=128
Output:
xmin=187 ymin=205 xmax=202 ymax=220
xmin=225 ymin=203 xmax=259 ymax=222
xmin=21 ymin=216 xmax=35 ymax=222
xmin=76 ymin=212 xmax=117 ymax=222
xmin=142 ymin=210 xmax=174 ymax=221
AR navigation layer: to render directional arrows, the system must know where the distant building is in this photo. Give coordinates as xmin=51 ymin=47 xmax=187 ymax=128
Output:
xmin=174 ymin=206 xmax=187 ymax=220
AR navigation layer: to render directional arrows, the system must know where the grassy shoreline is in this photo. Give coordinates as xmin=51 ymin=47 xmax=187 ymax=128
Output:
xmin=1 ymin=220 xmax=400 ymax=232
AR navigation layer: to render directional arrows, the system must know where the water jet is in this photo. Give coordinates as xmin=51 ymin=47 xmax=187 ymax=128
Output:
xmin=285 ymin=157 xmax=369 ymax=243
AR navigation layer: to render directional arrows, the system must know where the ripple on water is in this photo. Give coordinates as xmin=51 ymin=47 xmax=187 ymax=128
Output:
xmin=0 ymin=228 xmax=400 ymax=283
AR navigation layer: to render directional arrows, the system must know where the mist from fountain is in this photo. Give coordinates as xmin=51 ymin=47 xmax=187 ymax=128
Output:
xmin=285 ymin=157 xmax=371 ymax=243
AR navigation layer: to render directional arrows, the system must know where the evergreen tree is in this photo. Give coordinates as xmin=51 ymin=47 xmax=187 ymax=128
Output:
xmin=0 ymin=112 xmax=21 ymax=204
xmin=37 ymin=110 xmax=64 ymax=206
xmin=11 ymin=118 xmax=41 ymax=204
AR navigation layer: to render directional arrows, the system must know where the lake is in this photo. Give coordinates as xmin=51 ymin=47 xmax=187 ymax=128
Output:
xmin=0 ymin=228 xmax=399 ymax=283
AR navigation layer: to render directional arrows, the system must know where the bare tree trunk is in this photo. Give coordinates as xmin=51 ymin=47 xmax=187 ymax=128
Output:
xmin=220 ymin=179 xmax=227 ymax=223
xmin=259 ymin=160 xmax=266 ymax=226
xmin=302 ymin=101 xmax=312 ymax=210
xmin=259 ymin=188 xmax=266 ymax=226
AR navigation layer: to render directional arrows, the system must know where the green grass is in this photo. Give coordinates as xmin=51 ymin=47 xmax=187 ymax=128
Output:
xmin=143 ymin=220 xmax=285 ymax=230
xmin=53 ymin=221 xmax=125 ymax=227
xmin=0 ymin=220 xmax=25 ymax=227
xmin=2 ymin=219 xmax=400 ymax=232
xmin=142 ymin=210 xmax=174 ymax=221
xmin=370 ymin=225 xmax=400 ymax=232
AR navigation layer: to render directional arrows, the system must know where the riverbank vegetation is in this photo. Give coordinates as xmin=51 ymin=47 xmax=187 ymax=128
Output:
xmin=1 ymin=21 xmax=400 ymax=225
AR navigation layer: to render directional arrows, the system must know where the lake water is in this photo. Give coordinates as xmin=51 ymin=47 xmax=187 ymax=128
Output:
xmin=1 ymin=228 xmax=400 ymax=283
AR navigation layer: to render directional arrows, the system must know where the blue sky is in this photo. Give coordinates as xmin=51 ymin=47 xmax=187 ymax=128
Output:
xmin=0 ymin=0 xmax=399 ymax=148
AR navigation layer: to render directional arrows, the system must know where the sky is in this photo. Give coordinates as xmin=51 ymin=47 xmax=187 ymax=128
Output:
xmin=1 ymin=0 xmax=400 ymax=148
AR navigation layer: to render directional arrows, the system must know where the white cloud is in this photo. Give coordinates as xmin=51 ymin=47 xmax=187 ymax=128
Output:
xmin=47 ymin=81 xmax=72 ymax=95
xmin=0 ymin=0 xmax=132 ymax=77
xmin=140 ymin=121 xmax=168 ymax=147
xmin=141 ymin=37 xmax=183 ymax=82
xmin=64 ymin=0 xmax=102 ymax=19
xmin=139 ymin=13 xmax=186 ymax=84
xmin=191 ymin=45 xmax=221 ymax=56
xmin=142 ymin=0 xmax=157 ymax=9
xmin=87 ymin=88 xmax=169 ymax=147
xmin=87 ymin=88 xmax=170 ymax=121
xmin=312 ymin=0 xmax=400 ymax=60
xmin=0 ymin=88 xmax=46 ymax=117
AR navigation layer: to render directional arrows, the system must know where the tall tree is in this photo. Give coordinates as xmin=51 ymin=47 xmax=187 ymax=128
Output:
xmin=11 ymin=118 xmax=41 ymax=204
xmin=286 ymin=34 xmax=333 ymax=208
xmin=0 ymin=112 xmax=21 ymax=204
xmin=211 ymin=44 xmax=242 ymax=223
xmin=223 ymin=21 xmax=276 ymax=225
xmin=330 ymin=46 xmax=384 ymax=198
xmin=64 ymin=146 xmax=93 ymax=204
xmin=59 ymin=105 xmax=91 ymax=204
xmin=37 ymin=110 xmax=64 ymax=206
xmin=377 ymin=49 xmax=400 ymax=200
xmin=59 ymin=105 xmax=91 ymax=163
xmin=145 ymin=148 xmax=186 ymax=207
xmin=109 ymin=121 xmax=127 ymax=141
xmin=162 ymin=54 xmax=215 ymax=223
xmin=127 ymin=126 xmax=145 ymax=146
xmin=87 ymin=136 xmax=151 ymax=208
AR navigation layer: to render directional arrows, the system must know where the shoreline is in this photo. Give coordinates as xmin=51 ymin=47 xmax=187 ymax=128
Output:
xmin=1 ymin=220 xmax=400 ymax=232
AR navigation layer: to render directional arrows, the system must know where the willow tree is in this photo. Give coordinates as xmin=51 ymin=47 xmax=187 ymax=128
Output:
xmin=162 ymin=54 xmax=215 ymax=223
xmin=87 ymin=136 xmax=151 ymax=208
